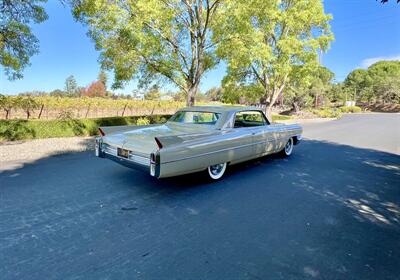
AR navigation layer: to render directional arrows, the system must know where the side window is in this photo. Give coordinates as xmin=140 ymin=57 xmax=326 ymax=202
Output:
xmin=234 ymin=111 xmax=267 ymax=128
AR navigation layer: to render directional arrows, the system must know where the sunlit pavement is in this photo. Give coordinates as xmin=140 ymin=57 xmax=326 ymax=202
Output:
xmin=0 ymin=113 xmax=399 ymax=279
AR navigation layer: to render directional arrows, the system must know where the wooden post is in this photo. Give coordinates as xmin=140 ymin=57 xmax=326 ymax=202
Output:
xmin=38 ymin=104 xmax=44 ymax=119
xmin=122 ymin=103 xmax=127 ymax=116
xmin=85 ymin=105 xmax=90 ymax=118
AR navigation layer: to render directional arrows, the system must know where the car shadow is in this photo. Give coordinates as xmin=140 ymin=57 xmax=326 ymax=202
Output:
xmin=1 ymin=139 xmax=400 ymax=279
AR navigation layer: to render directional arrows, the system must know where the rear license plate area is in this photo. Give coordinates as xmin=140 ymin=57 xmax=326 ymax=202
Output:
xmin=117 ymin=148 xmax=129 ymax=158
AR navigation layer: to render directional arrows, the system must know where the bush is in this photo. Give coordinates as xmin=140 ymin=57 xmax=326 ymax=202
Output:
xmin=339 ymin=106 xmax=362 ymax=113
xmin=309 ymin=108 xmax=342 ymax=118
xmin=0 ymin=114 xmax=171 ymax=141
xmin=136 ymin=117 xmax=151 ymax=125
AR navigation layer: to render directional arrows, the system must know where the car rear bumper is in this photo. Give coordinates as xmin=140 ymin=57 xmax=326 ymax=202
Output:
xmin=103 ymin=153 xmax=150 ymax=173
xmin=95 ymin=137 xmax=157 ymax=176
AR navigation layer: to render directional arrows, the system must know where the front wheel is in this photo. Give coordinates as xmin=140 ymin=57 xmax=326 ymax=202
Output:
xmin=207 ymin=162 xmax=227 ymax=180
xmin=281 ymin=137 xmax=294 ymax=157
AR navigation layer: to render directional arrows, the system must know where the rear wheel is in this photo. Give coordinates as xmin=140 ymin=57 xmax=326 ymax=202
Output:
xmin=207 ymin=162 xmax=227 ymax=180
xmin=281 ymin=137 xmax=294 ymax=157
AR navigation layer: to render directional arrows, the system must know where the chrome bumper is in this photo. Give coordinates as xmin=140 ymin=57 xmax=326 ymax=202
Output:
xmin=95 ymin=137 xmax=154 ymax=174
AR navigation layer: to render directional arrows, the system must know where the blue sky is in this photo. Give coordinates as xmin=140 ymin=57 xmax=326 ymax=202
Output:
xmin=1 ymin=0 xmax=399 ymax=95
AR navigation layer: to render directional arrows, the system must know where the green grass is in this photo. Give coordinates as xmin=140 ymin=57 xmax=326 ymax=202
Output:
xmin=271 ymin=114 xmax=292 ymax=121
xmin=0 ymin=115 xmax=171 ymax=141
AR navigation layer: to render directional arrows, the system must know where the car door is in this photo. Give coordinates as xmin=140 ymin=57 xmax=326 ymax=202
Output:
xmin=268 ymin=124 xmax=288 ymax=152
xmin=233 ymin=110 xmax=278 ymax=157
xmin=246 ymin=111 xmax=280 ymax=155
xmin=252 ymin=125 xmax=277 ymax=155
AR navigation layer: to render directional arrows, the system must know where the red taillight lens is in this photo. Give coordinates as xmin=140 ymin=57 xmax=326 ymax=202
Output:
xmin=98 ymin=128 xmax=105 ymax=136
xmin=154 ymin=137 xmax=163 ymax=149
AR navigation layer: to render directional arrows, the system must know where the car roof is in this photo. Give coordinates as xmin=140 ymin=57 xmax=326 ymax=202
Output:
xmin=179 ymin=105 xmax=262 ymax=114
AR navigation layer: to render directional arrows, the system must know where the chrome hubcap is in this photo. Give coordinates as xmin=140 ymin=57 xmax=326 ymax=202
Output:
xmin=285 ymin=139 xmax=293 ymax=154
xmin=210 ymin=163 xmax=224 ymax=175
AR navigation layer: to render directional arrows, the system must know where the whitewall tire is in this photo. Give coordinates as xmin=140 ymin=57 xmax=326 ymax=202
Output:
xmin=207 ymin=162 xmax=227 ymax=180
xmin=282 ymin=137 xmax=294 ymax=157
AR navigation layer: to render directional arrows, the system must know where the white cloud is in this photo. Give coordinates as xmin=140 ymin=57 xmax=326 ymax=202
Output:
xmin=360 ymin=55 xmax=400 ymax=68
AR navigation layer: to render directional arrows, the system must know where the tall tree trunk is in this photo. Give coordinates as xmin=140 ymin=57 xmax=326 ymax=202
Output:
xmin=5 ymin=110 xmax=10 ymax=120
xmin=265 ymin=104 xmax=273 ymax=122
xmin=186 ymin=82 xmax=199 ymax=107
xmin=264 ymin=85 xmax=285 ymax=122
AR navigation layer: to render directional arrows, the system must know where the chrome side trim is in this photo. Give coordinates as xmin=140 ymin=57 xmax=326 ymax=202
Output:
xmin=162 ymin=133 xmax=301 ymax=164
xmin=163 ymin=139 xmax=271 ymax=164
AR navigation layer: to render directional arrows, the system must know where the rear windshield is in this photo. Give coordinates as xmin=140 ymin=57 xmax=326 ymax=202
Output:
xmin=169 ymin=111 xmax=221 ymax=125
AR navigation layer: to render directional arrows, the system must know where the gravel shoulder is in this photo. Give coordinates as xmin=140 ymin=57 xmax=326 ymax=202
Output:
xmin=0 ymin=137 xmax=94 ymax=171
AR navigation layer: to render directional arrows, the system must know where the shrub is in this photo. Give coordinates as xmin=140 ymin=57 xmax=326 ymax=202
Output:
xmin=309 ymin=108 xmax=342 ymax=118
xmin=339 ymin=106 xmax=362 ymax=113
xmin=0 ymin=114 xmax=171 ymax=141
xmin=136 ymin=117 xmax=151 ymax=125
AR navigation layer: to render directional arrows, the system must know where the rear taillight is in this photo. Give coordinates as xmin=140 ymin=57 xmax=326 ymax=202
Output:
xmin=150 ymin=153 xmax=156 ymax=164
xmin=98 ymin=128 xmax=105 ymax=136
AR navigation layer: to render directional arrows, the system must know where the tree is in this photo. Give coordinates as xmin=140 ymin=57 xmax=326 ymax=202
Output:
xmin=344 ymin=61 xmax=400 ymax=104
xmin=368 ymin=61 xmax=400 ymax=104
xmin=64 ymin=75 xmax=79 ymax=96
xmin=282 ymin=65 xmax=334 ymax=112
xmin=0 ymin=0 xmax=48 ymax=79
xmin=308 ymin=66 xmax=334 ymax=107
xmin=98 ymin=69 xmax=107 ymax=88
xmin=373 ymin=77 xmax=400 ymax=104
xmin=50 ymin=89 xmax=67 ymax=97
xmin=81 ymin=80 xmax=107 ymax=97
xmin=144 ymin=85 xmax=161 ymax=101
xmin=72 ymin=0 xmax=222 ymax=107
xmin=0 ymin=94 xmax=14 ymax=119
xmin=17 ymin=96 xmax=39 ymax=119
xmin=205 ymin=87 xmax=224 ymax=102
xmin=215 ymin=0 xmax=333 ymax=117
xmin=221 ymin=81 xmax=263 ymax=105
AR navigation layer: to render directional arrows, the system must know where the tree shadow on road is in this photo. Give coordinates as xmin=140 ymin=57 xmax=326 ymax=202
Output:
xmin=154 ymin=139 xmax=400 ymax=227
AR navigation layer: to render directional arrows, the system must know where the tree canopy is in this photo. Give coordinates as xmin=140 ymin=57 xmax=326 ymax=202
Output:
xmin=214 ymin=0 xmax=333 ymax=116
xmin=345 ymin=60 xmax=400 ymax=104
xmin=71 ymin=0 xmax=222 ymax=106
xmin=65 ymin=75 xmax=79 ymax=96
xmin=0 ymin=0 xmax=48 ymax=80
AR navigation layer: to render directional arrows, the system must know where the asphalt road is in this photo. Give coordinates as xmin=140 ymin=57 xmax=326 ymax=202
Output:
xmin=1 ymin=113 xmax=399 ymax=280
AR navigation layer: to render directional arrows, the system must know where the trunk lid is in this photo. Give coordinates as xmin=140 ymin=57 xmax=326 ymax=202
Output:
xmin=102 ymin=122 xmax=215 ymax=156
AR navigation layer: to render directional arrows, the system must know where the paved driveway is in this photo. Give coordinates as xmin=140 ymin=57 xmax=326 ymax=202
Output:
xmin=0 ymin=113 xmax=399 ymax=279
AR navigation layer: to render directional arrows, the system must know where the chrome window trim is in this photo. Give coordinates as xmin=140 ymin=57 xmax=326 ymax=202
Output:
xmin=227 ymin=109 xmax=270 ymax=129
